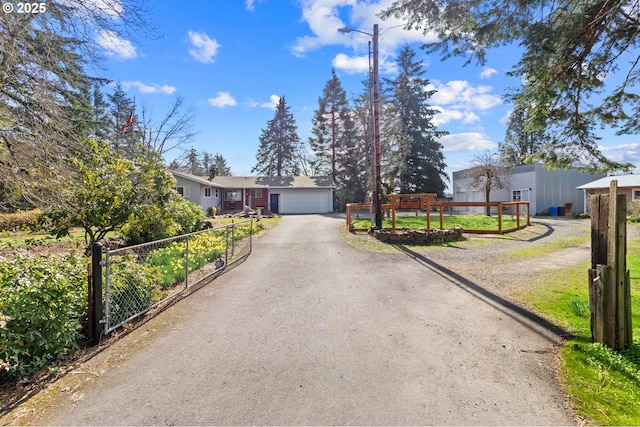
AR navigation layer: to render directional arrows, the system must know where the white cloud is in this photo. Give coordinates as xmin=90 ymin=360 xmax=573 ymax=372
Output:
xmin=439 ymin=132 xmax=496 ymax=152
xmin=96 ymin=29 xmax=136 ymax=59
xmin=188 ymin=31 xmax=221 ymax=64
xmin=432 ymin=106 xmax=479 ymax=126
xmin=292 ymin=0 xmax=435 ymax=61
xmin=480 ymin=67 xmax=498 ymax=79
xmin=599 ymin=142 xmax=640 ymax=164
xmin=208 ymin=92 xmax=237 ymax=107
xmin=599 ymin=143 xmax=640 ymax=152
xmin=122 ymin=81 xmax=176 ymax=94
xmin=332 ymin=53 xmax=369 ymax=74
xmin=58 ymin=0 xmax=123 ymax=20
xmin=428 ymin=80 xmax=502 ymax=111
xmin=245 ymin=0 xmax=264 ymax=11
xmin=261 ymin=95 xmax=281 ymax=109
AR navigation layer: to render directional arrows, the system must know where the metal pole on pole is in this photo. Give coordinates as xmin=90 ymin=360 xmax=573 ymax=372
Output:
xmin=372 ymin=23 xmax=382 ymax=229
xmin=91 ymin=242 xmax=103 ymax=345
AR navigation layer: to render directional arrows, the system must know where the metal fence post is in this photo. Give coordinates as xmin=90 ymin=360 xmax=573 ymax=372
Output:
xmin=185 ymin=235 xmax=189 ymax=288
xmin=91 ymin=242 xmax=103 ymax=346
xmin=231 ymin=219 xmax=235 ymax=256
xmin=225 ymin=225 xmax=229 ymax=265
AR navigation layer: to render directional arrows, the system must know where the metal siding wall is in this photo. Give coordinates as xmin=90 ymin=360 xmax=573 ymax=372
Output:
xmin=512 ymin=170 xmax=536 ymax=215
xmin=535 ymin=164 xmax=606 ymax=214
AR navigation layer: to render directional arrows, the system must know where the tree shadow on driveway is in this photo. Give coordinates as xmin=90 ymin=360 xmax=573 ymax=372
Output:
xmin=394 ymin=244 xmax=572 ymax=344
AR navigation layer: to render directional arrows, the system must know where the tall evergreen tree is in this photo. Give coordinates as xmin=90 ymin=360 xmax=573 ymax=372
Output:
xmin=0 ymin=1 xmax=154 ymax=211
xmin=252 ymin=96 xmax=301 ymax=176
xmin=383 ymin=44 xmax=448 ymax=196
xmin=498 ymin=107 xmax=545 ymax=167
xmin=382 ymin=0 xmax=639 ymax=171
xmin=351 ymin=79 xmax=375 ymax=203
xmin=213 ymin=153 xmax=232 ymax=176
xmin=309 ymin=69 xmax=362 ymax=209
xmin=106 ymin=84 xmax=139 ymax=159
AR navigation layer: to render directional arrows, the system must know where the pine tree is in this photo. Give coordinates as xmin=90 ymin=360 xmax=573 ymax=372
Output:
xmin=384 ymin=44 xmax=448 ymax=196
xmin=351 ymin=80 xmax=375 ymax=203
xmin=382 ymin=0 xmax=638 ymax=171
xmin=252 ymin=96 xmax=302 ymax=177
xmin=498 ymin=107 xmax=545 ymax=167
xmin=309 ymin=70 xmax=362 ymax=209
xmin=213 ymin=153 xmax=232 ymax=176
xmin=106 ymin=84 xmax=139 ymax=159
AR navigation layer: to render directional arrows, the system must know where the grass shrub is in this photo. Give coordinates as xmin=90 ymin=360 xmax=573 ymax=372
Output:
xmin=0 ymin=253 xmax=87 ymax=384
xmin=352 ymin=214 xmax=520 ymax=231
xmin=0 ymin=210 xmax=42 ymax=232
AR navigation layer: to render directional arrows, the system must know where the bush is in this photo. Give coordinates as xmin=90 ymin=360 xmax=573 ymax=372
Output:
xmin=170 ymin=198 xmax=206 ymax=235
xmin=206 ymin=206 xmax=218 ymax=217
xmin=0 ymin=253 xmax=87 ymax=383
xmin=121 ymin=198 xmax=205 ymax=245
xmin=0 ymin=209 xmax=42 ymax=232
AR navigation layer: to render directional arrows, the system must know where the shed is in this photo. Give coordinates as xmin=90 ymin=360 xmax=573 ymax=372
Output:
xmin=577 ymin=174 xmax=640 ymax=214
xmin=453 ymin=163 xmax=606 ymax=216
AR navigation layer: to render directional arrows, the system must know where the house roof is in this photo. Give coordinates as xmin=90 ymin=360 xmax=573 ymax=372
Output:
xmin=211 ymin=176 xmax=334 ymax=189
xmin=577 ymin=174 xmax=640 ymax=190
xmin=170 ymin=170 xmax=225 ymax=188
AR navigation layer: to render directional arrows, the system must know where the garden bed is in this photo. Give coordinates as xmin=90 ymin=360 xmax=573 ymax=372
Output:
xmin=372 ymin=227 xmax=464 ymax=245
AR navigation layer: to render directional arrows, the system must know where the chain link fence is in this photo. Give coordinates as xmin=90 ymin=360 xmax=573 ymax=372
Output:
xmin=96 ymin=219 xmax=253 ymax=335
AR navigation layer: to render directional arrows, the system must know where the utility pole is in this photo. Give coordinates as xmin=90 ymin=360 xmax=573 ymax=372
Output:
xmin=338 ymin=23 xmax=382 ymax=229
xmin=371 ymin=23 xmax=382 ymax=229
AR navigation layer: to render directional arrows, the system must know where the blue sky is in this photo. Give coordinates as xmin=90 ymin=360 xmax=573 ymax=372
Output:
xmin=97 ymin=0 xmax=640 ymax=191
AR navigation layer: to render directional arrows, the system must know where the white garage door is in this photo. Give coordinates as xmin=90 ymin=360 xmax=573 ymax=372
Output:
xmin=279 ymin=189 xmax=332 ymax=214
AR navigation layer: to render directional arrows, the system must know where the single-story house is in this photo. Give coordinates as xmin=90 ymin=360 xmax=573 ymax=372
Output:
xmin=577 ymin=174 xmax=640 ymax=215
xmin=170 ymin=170 xmax=334 ymax=214
xmin=452 ymin=163 xmax=606 ymax=216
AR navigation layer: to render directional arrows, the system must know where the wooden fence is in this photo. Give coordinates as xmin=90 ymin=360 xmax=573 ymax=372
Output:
xmin=346 ymin=200 xmax=530 ymax=234
xmin=588 ymin=180 xmax=632 ymax=350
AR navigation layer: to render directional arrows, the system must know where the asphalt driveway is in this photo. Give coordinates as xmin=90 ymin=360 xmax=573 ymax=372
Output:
xmin=5 ymin=214 xmax=574 ymax=425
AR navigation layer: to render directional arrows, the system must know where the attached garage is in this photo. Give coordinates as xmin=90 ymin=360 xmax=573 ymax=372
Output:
xmin=275 ymin=188 xmax=333 ymax=214
xmin=264 ymin=176 xmax=334 ymax=214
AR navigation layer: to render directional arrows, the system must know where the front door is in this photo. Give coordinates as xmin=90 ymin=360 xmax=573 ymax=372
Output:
xmin=270 ymin=194 xmax=279 ymax=214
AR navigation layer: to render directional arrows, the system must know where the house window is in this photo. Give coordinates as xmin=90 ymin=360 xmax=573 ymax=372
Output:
xmin=633 ymin=188 xmax=640 ymax=201
xmin=204 ymin=188 xmax=211 ymax=198
xmin=176 ymin=186 xmax=190 ymax=197
xmin=250 ymin=189 xmax=262 ymax=198
xmin=215 ymin=189 xmax=219 ymax=198
xmin=225 ymin=190 xmax=242 ymax=201
xmin=512 ymin=190 xmax=522 ymax=202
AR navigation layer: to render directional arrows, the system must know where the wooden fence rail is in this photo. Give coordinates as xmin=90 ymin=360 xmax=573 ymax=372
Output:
xmin=346 ymin=200 xmax=530 ymax=234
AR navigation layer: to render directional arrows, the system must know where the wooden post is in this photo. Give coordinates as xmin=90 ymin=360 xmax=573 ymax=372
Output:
xmin=588 ymin=180 xmax=632 ymax=350
xmin=498 ymin=203 xmax=503 ymax=233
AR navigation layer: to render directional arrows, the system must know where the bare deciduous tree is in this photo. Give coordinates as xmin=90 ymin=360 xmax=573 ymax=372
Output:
xmin=469 ymin=151 xmax=511 ymax=216
xmin=137 ymin=97 xmax=198 ymax=157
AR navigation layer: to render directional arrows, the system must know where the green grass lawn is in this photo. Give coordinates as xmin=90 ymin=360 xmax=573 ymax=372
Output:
xmin=352 ymin=214 xmax=522 ymax=231
xmin=514 ymin=223 xmax=640 ymax=425
xmin=0 ymin=227 xmax=88 ymax=250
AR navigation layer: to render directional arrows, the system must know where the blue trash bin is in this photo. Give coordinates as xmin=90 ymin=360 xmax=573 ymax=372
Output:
xmin=549 ymin=206 xmax=558 ymax=216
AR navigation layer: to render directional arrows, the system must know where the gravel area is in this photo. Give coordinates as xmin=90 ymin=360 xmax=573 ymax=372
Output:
xmin=345 ymin=216 xmax=598 ymax=304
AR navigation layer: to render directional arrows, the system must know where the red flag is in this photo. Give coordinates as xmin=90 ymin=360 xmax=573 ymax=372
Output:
xmin=122 ymin=108 xmax=134 ymax=132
